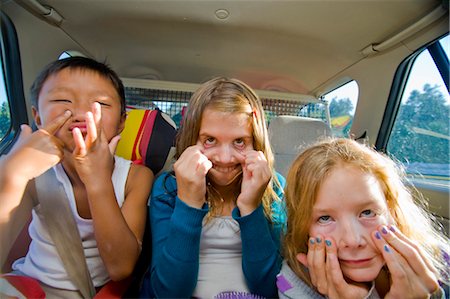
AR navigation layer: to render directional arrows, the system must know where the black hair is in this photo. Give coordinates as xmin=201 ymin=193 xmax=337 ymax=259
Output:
xmin=30 ymin=56 xmax=126 ymax=115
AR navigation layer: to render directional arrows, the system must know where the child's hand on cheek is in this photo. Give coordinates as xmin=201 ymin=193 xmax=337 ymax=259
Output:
xmin=174 ymin=143 xmax=212 ymax=209
xmin=297 ymin=236 xmax=370 ymax=299
xmin=371 ymin=225 xmax=440 ymax=298
xmin=236 ymin=150 xmax=271 ymax=216
xmin=5 ymin=110 xmax=71 ymax=181
xmin=72 ymin=102 xmax=117 ymax=184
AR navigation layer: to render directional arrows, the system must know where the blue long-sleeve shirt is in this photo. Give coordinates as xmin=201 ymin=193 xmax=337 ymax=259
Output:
xmin=140 ymin=172 xmax=286 ymax=298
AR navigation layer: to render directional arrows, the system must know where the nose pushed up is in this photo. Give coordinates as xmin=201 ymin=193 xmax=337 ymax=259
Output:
xmin=70 ymin=100 xmax=95 ymax=120
xmin=338 ymin=218 xmax=367 ymax=248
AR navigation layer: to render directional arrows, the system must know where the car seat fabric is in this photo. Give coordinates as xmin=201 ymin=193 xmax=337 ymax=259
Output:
xmin=268 ymin=115 xmax=332 ymax=177
xmin=0 ymin=274 xmax=45 ymax=299
xmin=116 ymin=109 xmax=177 ymax=175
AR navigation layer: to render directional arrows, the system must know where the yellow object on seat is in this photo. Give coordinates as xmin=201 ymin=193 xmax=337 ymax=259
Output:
xmin=116 ymin=109 xmax=177 ymax=175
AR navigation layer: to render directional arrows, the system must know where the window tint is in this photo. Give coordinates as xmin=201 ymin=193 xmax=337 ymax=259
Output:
xmin=387 ymin=35 xmax=449 ymax=182
xmin=322 ymin=80 xmax=359 ymax=137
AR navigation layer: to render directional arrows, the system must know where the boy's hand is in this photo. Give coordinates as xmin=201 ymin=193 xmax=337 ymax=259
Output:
xmin=236 ymin=150 xmax=271 ymax=216
xmin=3 ymin=110 xmax=71 ymax=181
xmin=72 ymin=102 xmax=118 ymax=184
xmin=174 ymin=144 xmax=212 ymax=209
xmin=371 ymin=225 xmax=440 ymax=298
xmin=297 ymin=236 xmax=370 ymax=299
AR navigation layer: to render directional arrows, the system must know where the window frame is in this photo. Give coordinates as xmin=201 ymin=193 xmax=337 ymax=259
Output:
xmin=375 ymin=34 xmax=449 ymax=152
xmin=375 ymin=33 xmax=449 ymax=192
xmin=0 ymin=10 xmax=28 ymax=154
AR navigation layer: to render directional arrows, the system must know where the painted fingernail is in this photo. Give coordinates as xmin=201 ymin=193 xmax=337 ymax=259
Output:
xmin=384 ymin=245 xmax=390 ymax=253
xmin=375 ymin=231 xmax=382 ymax=240
xmin=309 ymin=238 xmax=315 ymax=245
xmin=325 ymin=239 xmax=332 ymax=247
xmin=389 ymin=225 xmax=396 ymax=233
xmin=381 ymin=227 xmax=388 ymax=234
xmin=316 ymin=237 xmax=322 ymax=243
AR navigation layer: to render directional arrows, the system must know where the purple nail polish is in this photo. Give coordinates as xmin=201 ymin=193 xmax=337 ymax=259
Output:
xmin=381 ymin=227 xmax=388 ymax=234
xmin=375 ymin=231 xmax=381 ymax=240
xmin=389 ymin=225 xmax=396 ymax=233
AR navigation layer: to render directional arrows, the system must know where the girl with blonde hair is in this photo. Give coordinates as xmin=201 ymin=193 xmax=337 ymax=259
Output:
xmin=278 ymin=138 xmax=448 ymax=298
xmin=141 ymin=77 xmax=285 ymax=298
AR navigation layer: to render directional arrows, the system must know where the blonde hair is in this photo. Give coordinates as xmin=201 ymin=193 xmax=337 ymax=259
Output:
xmin=283 ymin=138 xmax=449 ymax=286
xmin=175 ymin=77 xmax=282 ymax=220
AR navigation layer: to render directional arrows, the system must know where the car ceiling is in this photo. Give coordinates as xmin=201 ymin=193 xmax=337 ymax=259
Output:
xmin=7 ymin=0 xmax=447 ymax=96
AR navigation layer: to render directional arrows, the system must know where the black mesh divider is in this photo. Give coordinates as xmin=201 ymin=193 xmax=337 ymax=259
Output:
xmin=125 ymin=87 xmax=327 ymax=127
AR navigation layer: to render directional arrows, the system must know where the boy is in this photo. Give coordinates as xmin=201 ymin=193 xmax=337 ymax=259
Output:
xmin=0 ymin=57 xmax=153 ymax=297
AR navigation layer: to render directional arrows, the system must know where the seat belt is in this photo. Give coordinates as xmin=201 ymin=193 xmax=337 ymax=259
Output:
xmin=34 ymin=168 xmax=96 ymax=299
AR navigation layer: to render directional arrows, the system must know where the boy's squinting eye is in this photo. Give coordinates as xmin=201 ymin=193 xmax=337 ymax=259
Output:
xmin=360 ymin=209 xmax=376 ymax=218
xmin=96 ymin=101 xmax=111 ymax=107
xmin=51 ymin=99 xmax=72 ymax=103
xmin=317 ymin=215 xmax=332 ymax=224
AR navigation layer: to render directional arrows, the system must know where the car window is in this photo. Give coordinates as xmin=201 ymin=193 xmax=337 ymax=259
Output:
xmin=0 ymin=42 xmax=12 ymax=142
xmin=387 ymin=35 xmax=449 ymax=183
xmin=322 ymin=80 xmax=359 ymax=137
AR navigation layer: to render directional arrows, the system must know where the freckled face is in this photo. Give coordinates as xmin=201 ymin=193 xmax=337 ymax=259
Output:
xmin=34 ymin=68 xmax=124 ymax=151
xmin=310 ymin=165 xmax=389 ymax=282
xmin=198 ymin=107 xmax=253 ymax=187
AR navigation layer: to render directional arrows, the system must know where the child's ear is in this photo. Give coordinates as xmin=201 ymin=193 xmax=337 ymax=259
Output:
xmin=32 ymin=106 xmax=42 ymax=127
xmin=117 ymin=113 xmax=126 ymax=134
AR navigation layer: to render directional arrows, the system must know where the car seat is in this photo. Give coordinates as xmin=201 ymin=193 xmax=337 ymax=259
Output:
xmin=268 ymin=115 xmax=332 ymax=177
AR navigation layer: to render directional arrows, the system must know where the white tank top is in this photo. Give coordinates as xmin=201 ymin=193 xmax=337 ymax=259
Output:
xmin=193 ymin=216 xmax=250 ymax=298
xmin=12 ymin=156 xmax=131 ymax=290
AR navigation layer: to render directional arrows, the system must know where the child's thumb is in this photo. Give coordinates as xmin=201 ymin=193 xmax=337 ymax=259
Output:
xmin=19 ymin=124 xmax=33 ymax=138
xmin=108 ymin=135 xmax=121 ymax=154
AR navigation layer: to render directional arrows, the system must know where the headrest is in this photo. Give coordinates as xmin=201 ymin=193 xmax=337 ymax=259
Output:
xmin=116 ymin=109 xmax=177 ymax=175
xmin=269 ymin=115 xmax=332 ymax=177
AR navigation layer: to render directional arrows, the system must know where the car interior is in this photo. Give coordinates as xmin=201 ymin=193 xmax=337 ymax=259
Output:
xmin=0 ymin=0 xmax=449 ymax=296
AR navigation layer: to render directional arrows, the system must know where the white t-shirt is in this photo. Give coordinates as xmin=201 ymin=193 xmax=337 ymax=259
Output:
xmin=193 ymin=216 xmax=250 ymax=299
xmin=12 ymin=156 xmax=131 ymax=290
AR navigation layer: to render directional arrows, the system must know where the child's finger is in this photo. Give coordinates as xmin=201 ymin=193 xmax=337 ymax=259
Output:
xmin=92 ymin=102 xmax=102 ymax=126
xmin=85 ymin=111 xmax=98 ymax=147
xmin=19 ymin=124 xmax=33 ymax=138
xmin=377 ymin=226 xmax=436 ymax=279
xmin=197 ymin=153 xmax=212 ymax=175
xmin=108 ymin=135 xmax=121 ymax=155
xmin=92 ymin=102 xmax=103 ymax=138
xmin=306 ymin=238 xmax=317 ymax=286
xmin=44 ymin=110 xmax=72 ymax=135
xmin=325 ymin=238 xmax=370 ymax=298
xmin=72 ymin=127 xmax=87 ymax=157
xmin=311 ymin=236 xmax=327 ymax=294
xmin=324 ymin=238 xmax=341 ymax=297
xmin=374 ymin=227 xmax=439 ymax=293
xmin=388 ymin=225 xmax=438 ymax=275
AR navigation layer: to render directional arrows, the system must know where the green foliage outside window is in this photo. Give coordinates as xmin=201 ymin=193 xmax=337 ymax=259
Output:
xmin=0 ymin=101 xmax=11 ymax=141
xmin=388 ymin=84 xmax=449 ymax=179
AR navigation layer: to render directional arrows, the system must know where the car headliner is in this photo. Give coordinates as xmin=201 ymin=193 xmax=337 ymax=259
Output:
xmin=9 ymin=0 xmax=446 ymax=96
